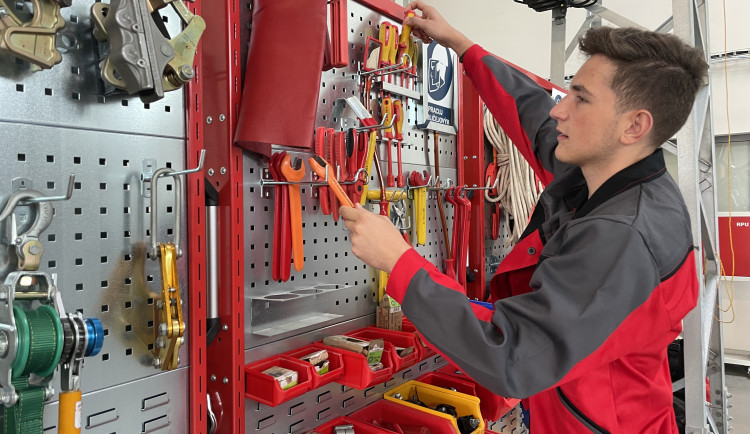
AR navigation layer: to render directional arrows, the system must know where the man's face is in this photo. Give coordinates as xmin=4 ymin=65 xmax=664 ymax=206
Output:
xmin=550 ymin=55 xmax=622 ymax=168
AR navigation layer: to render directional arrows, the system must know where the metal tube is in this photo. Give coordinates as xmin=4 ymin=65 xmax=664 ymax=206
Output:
xmin=206 ymin=205 xmax=219 ymax=320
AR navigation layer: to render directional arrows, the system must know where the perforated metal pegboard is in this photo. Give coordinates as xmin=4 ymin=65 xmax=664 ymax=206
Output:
xmin=241 ymin=1 xmax=462 ymax=431
xmin=242 ymin=0 xmax=458 ymax=350
xmin=0 ymin=0 xmax=191 ymax=431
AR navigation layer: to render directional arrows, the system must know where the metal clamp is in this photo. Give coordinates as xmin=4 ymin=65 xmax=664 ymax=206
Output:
xmin=0 ymin=0 xmax=68 ymax=69
xmin=462 ymin=176 xmax=500 ymax=192
xmin=91 ymin=0 xmax=206 ymax=102
xmin=0 ymin=190 xmax=55 ymax=271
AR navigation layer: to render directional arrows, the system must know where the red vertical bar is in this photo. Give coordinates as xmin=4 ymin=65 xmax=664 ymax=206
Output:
xmin=186 ymin=2 xmax=207 ymax=433
xmin=201 ymin=0 xmax=246 ymax=432
xmin=458 ymin=65 xmax=486 ymax=301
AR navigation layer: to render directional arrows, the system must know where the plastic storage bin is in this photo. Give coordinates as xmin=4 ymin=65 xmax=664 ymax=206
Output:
xmin=283 ymin=343 xmax=344 ymax=389
xmin=436 ymin=365 xmax=519 ymax=422
xmin=401 ymin=318 xmax=436 ymax=360
xmin=347 ymin=327 xmax=422 ymax=371
xmin=318 ymin=341 xmax=394 ymax=390
xmin=416 ymin=371 xmax=477 ymax=397
xmin=384 ymin=380 xmax=485 ymax=434
xmin=350 ymin=399 xmax=460 ymax=434
xmin=244 ymin=355 xmax=312 ymax=407
xmin=313 ymin=416 xmax=397 ymax=433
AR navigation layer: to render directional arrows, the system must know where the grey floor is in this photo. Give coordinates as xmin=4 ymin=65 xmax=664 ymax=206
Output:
xmin=727 ymin=364 xmax=750 ymax=432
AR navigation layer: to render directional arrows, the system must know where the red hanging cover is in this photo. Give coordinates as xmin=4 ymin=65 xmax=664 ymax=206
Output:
xmin=235 ymin=0 xmax=328 ymax=157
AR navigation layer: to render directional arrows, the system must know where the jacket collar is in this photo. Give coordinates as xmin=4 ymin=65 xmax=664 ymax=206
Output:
xmin=576 ymin=148 xmax=667 ymax=217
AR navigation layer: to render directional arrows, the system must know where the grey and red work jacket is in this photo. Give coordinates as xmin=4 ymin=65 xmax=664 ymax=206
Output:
xmin=386 ymin=45 xmax=699 ymax=433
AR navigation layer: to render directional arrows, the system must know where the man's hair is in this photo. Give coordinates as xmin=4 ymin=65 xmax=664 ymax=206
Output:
xmin=579 ymin=27 xmax=708 ymax=147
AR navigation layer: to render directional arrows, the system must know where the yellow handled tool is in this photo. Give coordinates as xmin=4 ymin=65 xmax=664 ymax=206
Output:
xmin=59 ymin=390 xmax=82 ymax=434
xmin=359 ymin=131 xmax=378 ymax=206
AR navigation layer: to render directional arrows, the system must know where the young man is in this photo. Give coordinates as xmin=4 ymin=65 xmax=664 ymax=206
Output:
xmin=340 ymin=2 xmax=707 ymax=432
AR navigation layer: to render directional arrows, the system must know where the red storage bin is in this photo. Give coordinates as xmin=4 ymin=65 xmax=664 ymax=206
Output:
xmin=349 ymin=399 xmax=460 ymax=434
xmin=401 ymin=318 xmax=436 ymax=360
xmin=437 ymin=364 xmax=520 ymax=421
xmin=318 ymin=342 xmax=394 ymax=390
xmin=244 ymin=355 xmax=313 ymax=407
xmin=314 ymin=416 xmax=396 ymax=433
xmin=283 ymin=344 xmax=344 ymax=389
xmin=347 ymin=327 xmax=422 ymax=371
xmin=416 ymin=371 xmax=477 ymax=397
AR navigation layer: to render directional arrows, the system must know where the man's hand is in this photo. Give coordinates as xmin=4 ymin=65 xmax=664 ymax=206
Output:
xmin=340 ymin=204 xmax=411 ymax=273
xmin=405 ymin=1 xmax=474 ymax=56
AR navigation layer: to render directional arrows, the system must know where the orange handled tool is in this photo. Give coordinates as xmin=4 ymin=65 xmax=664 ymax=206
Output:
xmin=280 ymin=155 xmax=306 ymax=271
xmin=309 ymin=156 xmax=354 ymax=207
xmin=59 ymin=390 xmax=82 ymax=434
xmin=327 ymin=128 xmax=340 ymax=221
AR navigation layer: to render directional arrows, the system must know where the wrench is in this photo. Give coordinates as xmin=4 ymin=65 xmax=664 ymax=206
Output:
xmin=280 ymin=155 xmax=306 ymax=272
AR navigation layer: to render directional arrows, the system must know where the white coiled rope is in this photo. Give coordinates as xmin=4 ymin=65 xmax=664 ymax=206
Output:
xmin=483 ymin=108 xmax=543 ymax=244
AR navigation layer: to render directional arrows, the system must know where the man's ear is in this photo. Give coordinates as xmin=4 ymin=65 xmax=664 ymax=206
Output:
xmin=620 ymin=109 xmax=653 ymax=145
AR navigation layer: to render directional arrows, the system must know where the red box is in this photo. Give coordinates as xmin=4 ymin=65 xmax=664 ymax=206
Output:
xmin=436 ymin=364 xmax=519 ymax=422
xmin=244 ymin=355 xmax=313 ymax=407
xmin=283 ymin=344 xmax=344 ymax=389
xmin=318 ymin=342 xmax=394 ymax=390
xmin=314 ymin=416 xmax=396 ymax=433
xmin=401 ymin=318 xmax=436 ymax=360
xmin=416 ymin=371 xmax=477 ymax=397
xmin=349 ymin=399 xmax=460 ymax=434
xmin=718 ymin=216 xmax=750 ymax=276
xmin=347 ymin=327 xmax=422 ymax=371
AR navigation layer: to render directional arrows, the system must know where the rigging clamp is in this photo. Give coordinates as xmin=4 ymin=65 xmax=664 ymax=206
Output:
xmin=90 ymin=0 xmax=205 ymax=103
xmin=0 ymin=0 xmax=69 ymax=69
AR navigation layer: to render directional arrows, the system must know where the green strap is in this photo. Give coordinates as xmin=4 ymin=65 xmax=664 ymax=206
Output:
xmin=1 ymin=378 xmax=46 ymax=434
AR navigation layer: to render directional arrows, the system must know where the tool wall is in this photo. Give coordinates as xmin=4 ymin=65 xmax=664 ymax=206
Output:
xmin=0 ymin=1 xmax=196 ymax=432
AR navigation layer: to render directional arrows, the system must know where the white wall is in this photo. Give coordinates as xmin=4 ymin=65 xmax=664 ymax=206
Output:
xmin=415 ymin=0 xmax=750 ymax=134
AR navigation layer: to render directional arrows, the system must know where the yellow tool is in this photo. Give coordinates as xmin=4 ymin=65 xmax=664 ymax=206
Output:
xmin=387 ymin=24 xmax=398 ymax=66
xmin=359 ymin=131 xmax=378 ymax=206
xmin=154 ymin=243 xmax=184 ymax=371
xmin=366 ymin=190 xmax=408 ymax=201
xmin=149 ymin=168 xmax=185 ymax=371
xmin=378 ymin=22 xmax=392 ymax=67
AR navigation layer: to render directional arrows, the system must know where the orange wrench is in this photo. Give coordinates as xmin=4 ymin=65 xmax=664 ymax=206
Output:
xmin=315 ymin=127 xmax=331 ymax=215
xmin=280 ymin=155 xmax=306 ymax=272
xmin=327 ymin=128 xmax=340 ymax=221
xmin=309 ymin=156 xmax=354 ymax=208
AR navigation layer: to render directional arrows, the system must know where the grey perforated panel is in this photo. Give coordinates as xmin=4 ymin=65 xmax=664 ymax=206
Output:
xmin=242 ymin=1 xmax=457 ymax=350
xmin=0 ymin=0 xmax=190 ymax=431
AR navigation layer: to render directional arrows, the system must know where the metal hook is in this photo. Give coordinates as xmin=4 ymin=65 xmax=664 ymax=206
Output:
xmin=359 ymin=53 xmax=412 ymax=77
xmin=354 ymin=114 xmax=395 ymax=132
xmin=462 ymin=176 xmax=500 ymax=192
xmin=161 ymin=149 xmax=206 ymax=178
xmin=19 ymin=174 xmax=75 ymax=204
xmin=150 ymin=168 xmax=182 ymax=259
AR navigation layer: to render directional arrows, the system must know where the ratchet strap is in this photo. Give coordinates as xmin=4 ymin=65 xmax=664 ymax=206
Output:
xmin=1 ymin=378 xmax=46 ymax=434
xmin=2 ymin=304 xmax=63 ymax=434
